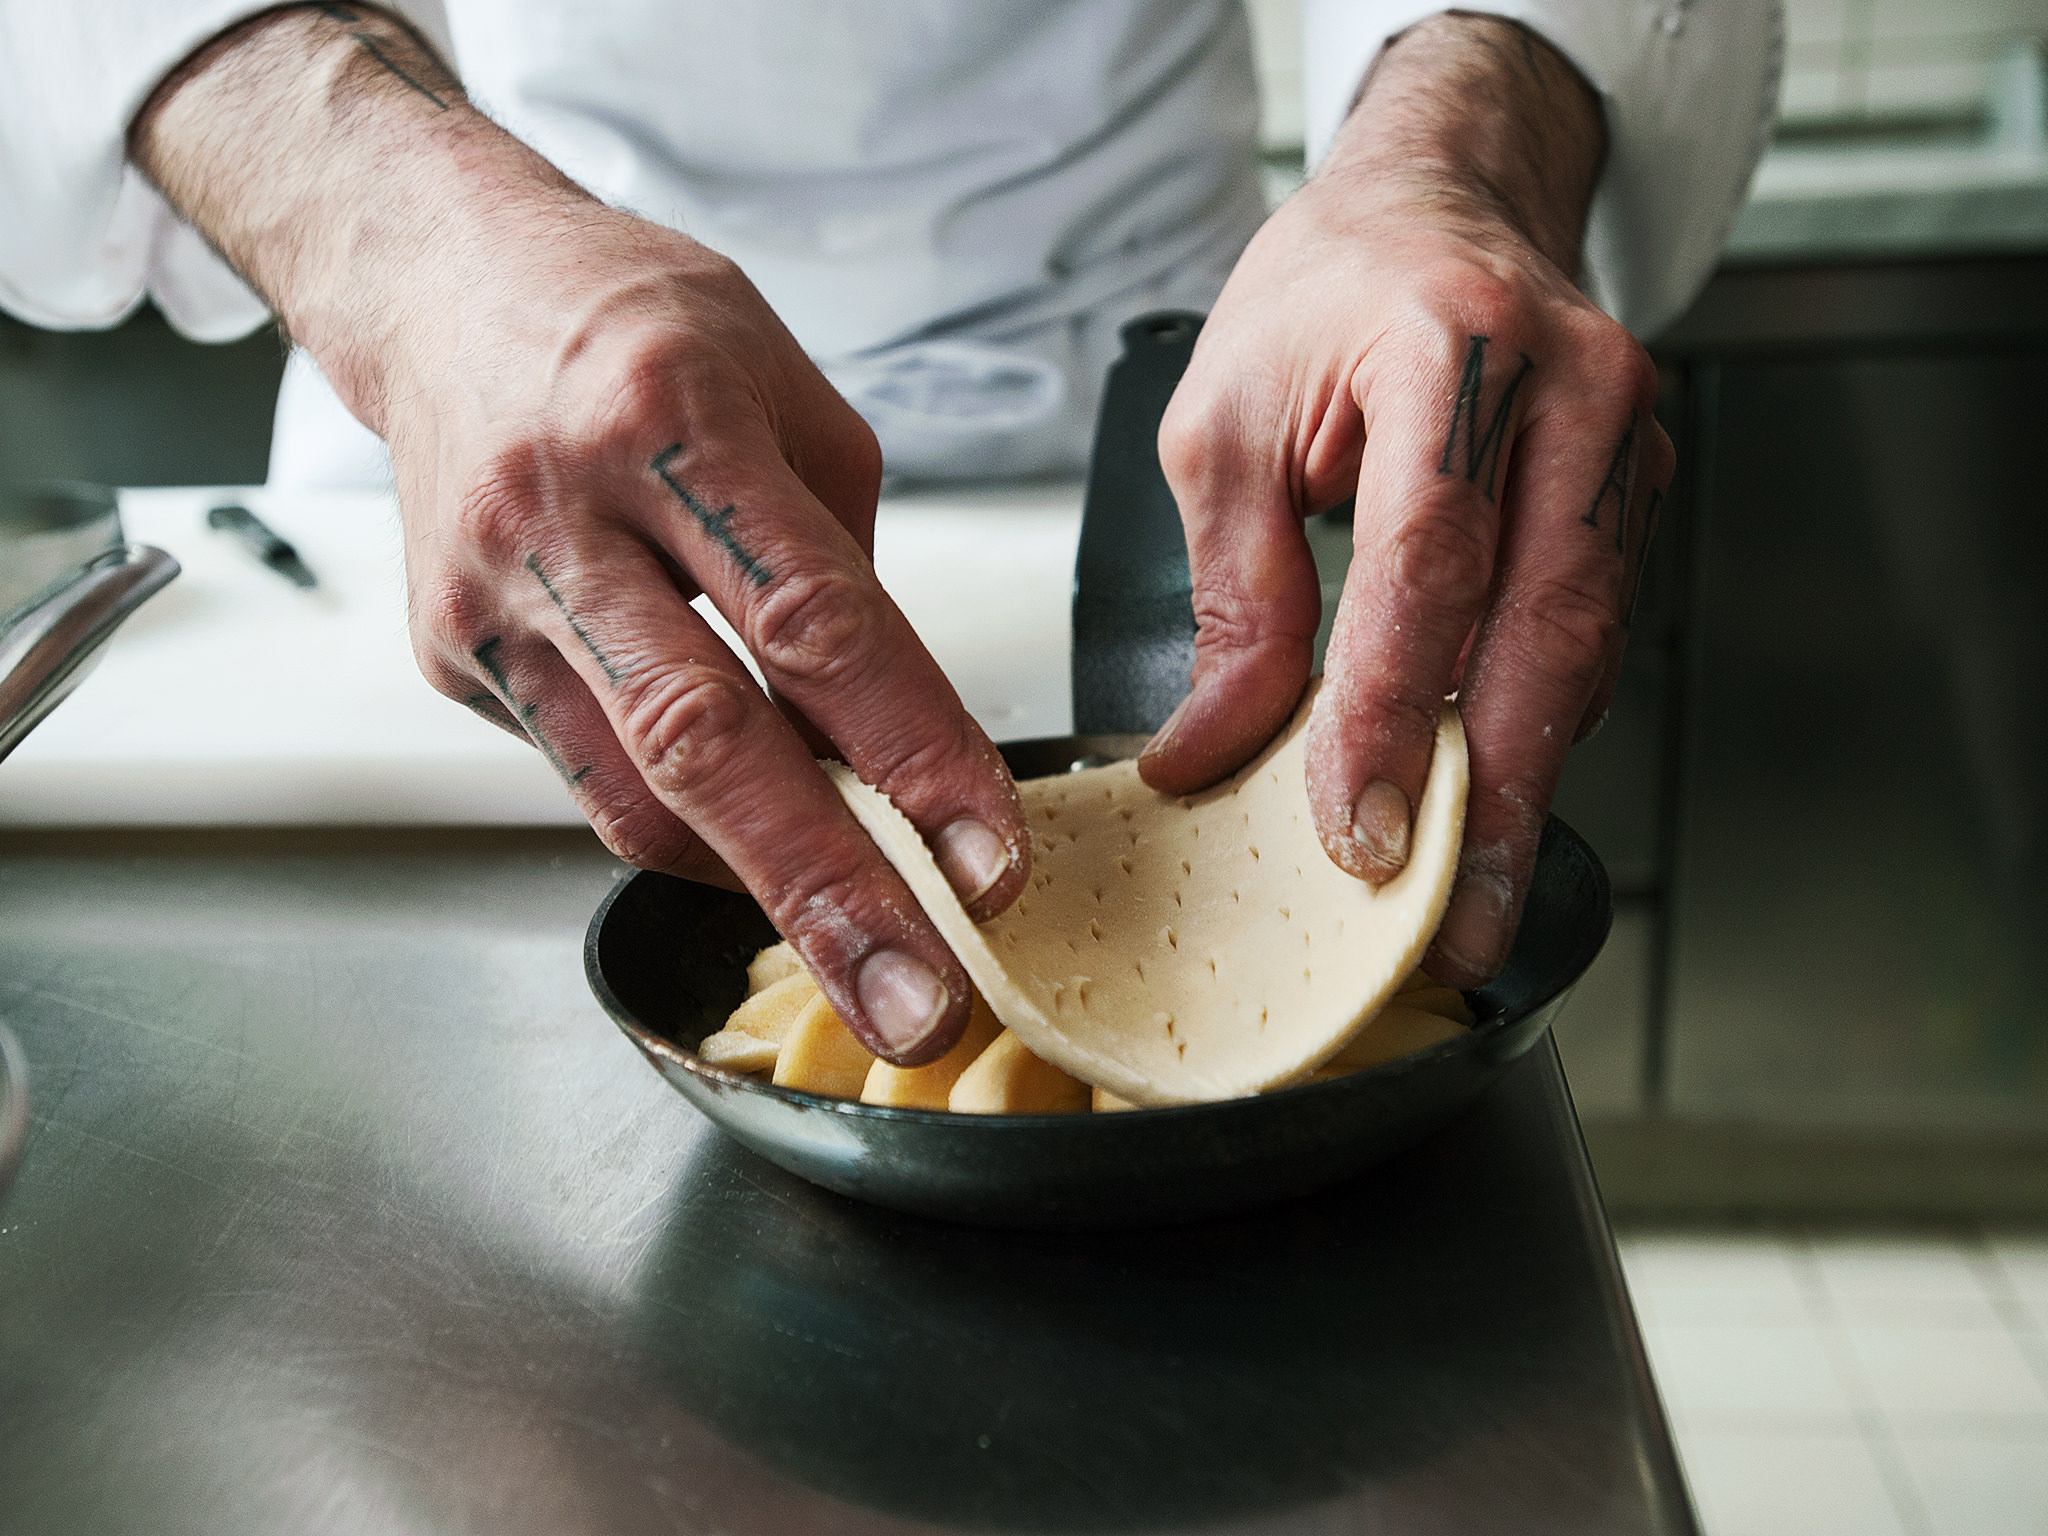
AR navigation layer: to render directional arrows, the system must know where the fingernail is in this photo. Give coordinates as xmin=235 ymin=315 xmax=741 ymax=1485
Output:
xmin=1351 ymin=779 xmax=1412 ymax=877
xmin=857 ymin=949 xmax=950 ymax=1053
xmin=1434 ymin=877 xmax=1510 ymax=982
xmin=933 ymin=818 xmax=1010 ymax=905
xmin=1139 ymin=695 xmax=1193 ymax=764
xmin=1575 ymin=708 xmax=1609 ymax=745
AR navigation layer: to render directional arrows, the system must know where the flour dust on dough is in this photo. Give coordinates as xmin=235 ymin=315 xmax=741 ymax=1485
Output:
xmin=826 ymin=683 xmax=1469 ymax=1106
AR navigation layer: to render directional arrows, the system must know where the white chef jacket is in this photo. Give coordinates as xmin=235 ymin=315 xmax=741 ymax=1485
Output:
xmin=0 ymin=1 xmax=1779 ymax=485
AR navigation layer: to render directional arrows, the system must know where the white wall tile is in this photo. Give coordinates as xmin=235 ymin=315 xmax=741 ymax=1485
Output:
xmin=1781 ymin=0 xmax=2048 ymax=120
xmin=1840 ymin=1322 xmax=2048 ymax=1420
xmin=1639 ymin=1320 xmax=1862 ymax=1422
xmin=1894 ymin=1428 xmax=2048 ymax=1536
xmin=1787 ymin=0 xmax=1858 ymax=49
xmin=1678 ymin=1429 xmax=1910 ymax=1536
xmin=1868 ymin=0 xmax=2048 ymax=42
xmin=1808 ymin=1236 xmax=2007 ymax=1328
xmin=1988 ymin=1235 xmax=2048 ymax=1333
xmin=1622 ymin=1229 xmax=2048 ymax=1536
xmin=1245 ymin=0 xmax=1304 ymax=148
xmin=1620 ymin=1235 xmax=1811 ymax=1326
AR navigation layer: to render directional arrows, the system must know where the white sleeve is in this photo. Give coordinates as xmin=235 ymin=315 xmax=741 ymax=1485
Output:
xmin=0 ymin=0 xmax=451 ymax=342
xmin=1301 ymin=1 xmax=1783 ymax=339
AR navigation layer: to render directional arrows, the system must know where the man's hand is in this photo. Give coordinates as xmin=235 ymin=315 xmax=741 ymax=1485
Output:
xmin=131 ymin=5 xmax=1031 ymax=1063
xmin=1141 ymin=14 xmax=1669 ymax=986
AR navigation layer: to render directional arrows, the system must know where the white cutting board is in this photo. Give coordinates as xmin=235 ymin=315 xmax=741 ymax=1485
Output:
xmin=0 ymin=482 xmax=1081 ymax=826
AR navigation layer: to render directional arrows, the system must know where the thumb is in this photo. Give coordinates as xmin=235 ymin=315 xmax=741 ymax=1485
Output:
xmin=1137 ymin=394 xmax=1321 ymax=795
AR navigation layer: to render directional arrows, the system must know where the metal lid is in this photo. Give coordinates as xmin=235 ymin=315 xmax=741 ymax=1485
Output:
xmin=0 ymin=482 xmax=122 ymax=625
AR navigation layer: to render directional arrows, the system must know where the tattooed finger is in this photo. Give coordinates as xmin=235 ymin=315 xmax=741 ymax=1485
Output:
xmin=472 ymin=635 xmax=593 ymax=787
xmin=1438 ymin=333 xmax=1534 ymax=503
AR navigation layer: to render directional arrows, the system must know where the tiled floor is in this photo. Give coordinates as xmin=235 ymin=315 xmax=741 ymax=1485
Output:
xmin=1618 ymin=1230 xmax=2048 ymax=1536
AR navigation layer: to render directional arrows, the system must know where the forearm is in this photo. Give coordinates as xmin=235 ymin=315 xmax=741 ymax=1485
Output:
xmin=1154 ymin=9 xmax=1663 ymax=982
xmin=130 ymin=6 xmax=1024 ymax=1062
xmin=128 ymin=3 xmax=590 ymax=432
xmin=1320 ymin=13 xmax=1606 ymax=274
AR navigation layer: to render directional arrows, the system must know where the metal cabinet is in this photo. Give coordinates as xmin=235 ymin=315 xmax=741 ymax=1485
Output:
xmin=1666 ymin=344 xmax=2048 ymax=1132
xmin=1649 ymin=256 xmax=2048 ymax=1144
xmin=0 ymin=308 xmax=283 ymax=488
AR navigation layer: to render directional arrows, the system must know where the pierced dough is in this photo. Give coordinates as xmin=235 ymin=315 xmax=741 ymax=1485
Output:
xmin=826 ymin=684 xmax=1467 ymax=1106
xmin=1313 ymin=1002 xmax=1469 ymax=1079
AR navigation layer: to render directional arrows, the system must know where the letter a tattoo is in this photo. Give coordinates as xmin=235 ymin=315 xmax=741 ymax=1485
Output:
xmin=1582 ymin=417 xmax=1637 ymax=553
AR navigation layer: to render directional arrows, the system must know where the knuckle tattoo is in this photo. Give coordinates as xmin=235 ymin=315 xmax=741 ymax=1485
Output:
xmin=650 ymin=445 xmax=772 ymax=587
xmin=469 ymin=635 xmax=591 ymax=786
xmin=1437 ymin=334 xmax=1533 ymax=503
xmin=524 ymin=552 xmax=626 ymax=686
xmin=1580 ymin=414 xmax=1638 ymax=551
xmin=1622 ymin=486 xmax=1665 ymax=630
xmin=460 ymin=634 xmax=589 ymax=786
xmin=310 ymin=5 xmax=458 ymax=110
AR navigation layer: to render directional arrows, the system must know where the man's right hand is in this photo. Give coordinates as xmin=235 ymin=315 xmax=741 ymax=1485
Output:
xmin=130 ymin=4 xmax=1030 ymax=1064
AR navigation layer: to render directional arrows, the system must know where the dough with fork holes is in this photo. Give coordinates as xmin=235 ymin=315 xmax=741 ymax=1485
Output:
xmin=824 ymin=682 xmax=1467 ymax=1105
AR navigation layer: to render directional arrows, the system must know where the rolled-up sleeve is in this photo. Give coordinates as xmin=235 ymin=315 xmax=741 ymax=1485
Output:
xmin=1302 ymin=0 xmax=1783 ymax=339
xmin=0 ymin=0 xmax=450 ymax=341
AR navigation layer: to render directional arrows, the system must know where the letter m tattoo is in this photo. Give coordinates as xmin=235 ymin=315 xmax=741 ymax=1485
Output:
xmin=1438 ymin=335 xmax=1534 ymax=503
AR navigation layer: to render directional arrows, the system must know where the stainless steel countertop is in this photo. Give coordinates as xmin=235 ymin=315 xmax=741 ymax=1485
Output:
xmin=0 ymin=827 xmax=1693 ymax=1535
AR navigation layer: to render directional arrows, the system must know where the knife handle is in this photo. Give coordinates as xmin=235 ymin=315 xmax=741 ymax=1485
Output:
xmin=207 ymin=503 xmax=318 ymax=589
xmin=208 ymin=502 xmax=289 ymax=561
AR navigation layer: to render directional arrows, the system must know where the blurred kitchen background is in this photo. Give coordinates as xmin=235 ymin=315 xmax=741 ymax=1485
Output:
xmin=3 ymin=3 xmax=2046 ymax=1532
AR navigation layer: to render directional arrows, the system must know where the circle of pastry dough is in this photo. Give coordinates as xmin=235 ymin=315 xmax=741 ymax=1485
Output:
xmin=828 ymin=684 xmax=1468 ymax=1106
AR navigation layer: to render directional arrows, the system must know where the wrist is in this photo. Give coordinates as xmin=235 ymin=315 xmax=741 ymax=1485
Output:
xmin=1316 ymin=12 xmax=1606 ymax=276
xmin=288 ymin=141 xmax=598 ymax=430
xmin=130 ymin=5 xmax=592 ymax=431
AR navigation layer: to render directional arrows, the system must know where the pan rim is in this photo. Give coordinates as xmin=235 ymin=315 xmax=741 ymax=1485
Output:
xmin=601 ymin=958 xmax=1485 ymax=1129
xmin=582 ymin=811 xmax=1601 ymax=1131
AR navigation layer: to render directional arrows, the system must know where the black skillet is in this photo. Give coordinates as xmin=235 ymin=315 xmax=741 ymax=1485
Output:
xmin=585 ymin=312 xmax=1612 ymax=1230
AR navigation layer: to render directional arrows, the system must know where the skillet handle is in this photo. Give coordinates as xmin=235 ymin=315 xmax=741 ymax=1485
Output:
xmin=1071 ymin=310 xmax=1205 ymax=735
